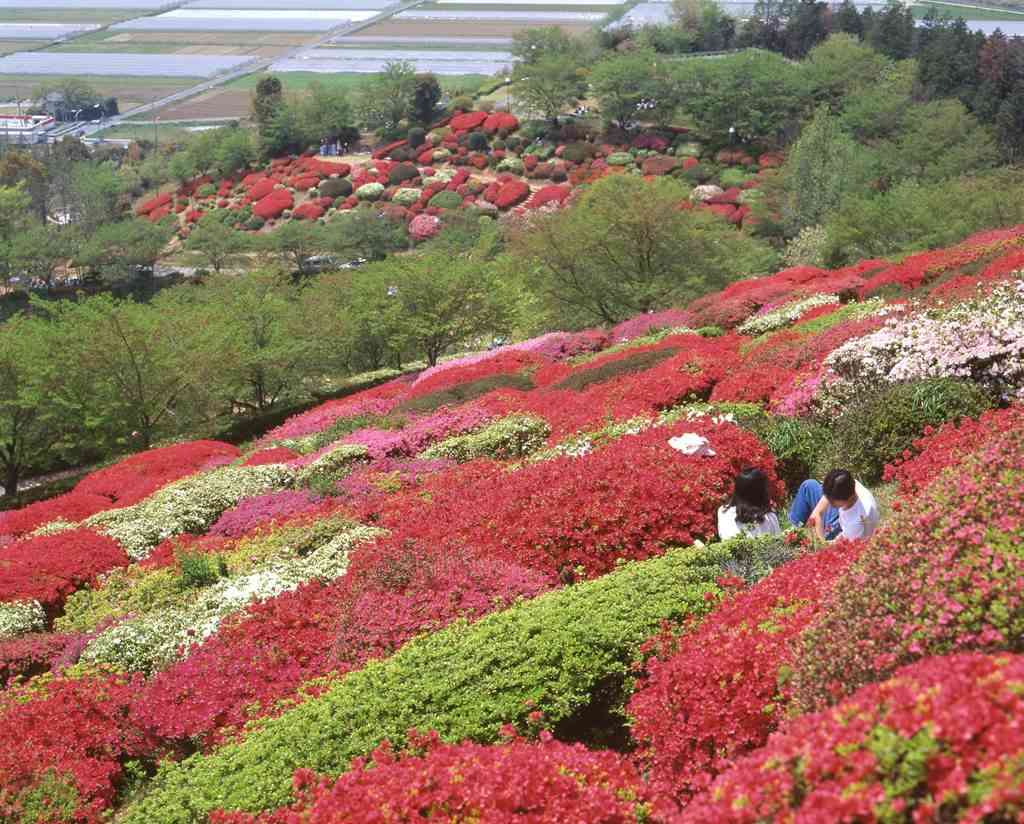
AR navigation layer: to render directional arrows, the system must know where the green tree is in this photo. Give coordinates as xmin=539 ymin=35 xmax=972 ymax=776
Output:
xmin=513 ymin=55 xmax=584 ymax=122
xmin=837 ymin=58 xmax=915 ymax=141
xmin=197 ymin=269 xmax=318 ymax=411
xmin=328 ymin=207 xmax=407 ymax=262
xmin=269 ymin=219 xmax=328 ymax=276
xmin=511 ymin=26 xmax=586 ymax=64
xmin=590 ymin=49 xmax=663 ymax=126
xmin=510 ymin=175 xmax=778 ymax=327
xmin=866 ymin=0 xmax=915 ymax=60
xmin=354 ymin=61 xmax=417 ymax=137
xmin=9 ymin=224 xmax=77 ymax=286
xmin=185 ymin=214 xmax=250 ymax=274
xmin=779 ymin=105 xmax=875 ymax=233
xmin=412 ymin=74 xmax=442 ymax=124
xmin=996 ymin=80 xmax=1024 ymax=159
xmin=804 ymin=33 xmax=892 ymax=111
xmin=77 ymin=219 xmax=172 ymax=283
xmin=298 ymin=81 xmax=357 ymax=145
xmin=833 ymin=0 xmax=864 ymax=37
xmin=672 ymin=49 xmax=808 ymax=143
xmin=0 ymin=183 xmax=32 ymax=285
xmin=0 ymin=150 xmax=48 ymax=222
xmin=350 ymin=251 xmax=514 ymax=366
xmin=68 ymin=161 xmax=124 ymax=232
xmin=782 ymin=0 xmax=830 ymax=58
xmin=882 ymin=99 xmax=999 ymax=183
xmin=252 ymin=75 xmax=283 ymax=126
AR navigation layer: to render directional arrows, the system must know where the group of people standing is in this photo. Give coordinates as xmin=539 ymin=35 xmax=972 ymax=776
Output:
xmin=717 ymin=466 xmax=881 ymax=543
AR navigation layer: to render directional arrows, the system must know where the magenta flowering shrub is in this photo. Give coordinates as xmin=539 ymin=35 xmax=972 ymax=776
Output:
xmin=338 ymin=457 xmax=454 ymax=501
xmin=677 ymin=653 xmax=1024 ymax=824
xmin=791 ymin=425 xmax=1024 ymax=711
xmin=208 ymin=490 xmax=323 ymax=538
xmin=259 ymin=380 xmax=409 ymax=444
xmin=610 ymin=308 xmax=694 ymax=342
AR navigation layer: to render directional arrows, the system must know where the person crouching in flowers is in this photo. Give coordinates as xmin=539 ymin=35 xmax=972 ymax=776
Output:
xmin=790 ymin=468 xmax=881 ymax=542
xmin=717 ymin=467 xmax=782 ymax=540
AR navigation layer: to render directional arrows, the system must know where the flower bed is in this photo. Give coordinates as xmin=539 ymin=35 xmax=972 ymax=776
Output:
xmin=678 ymin=653 xmax=1024 ymax=823
xmin=210 ymin=733 xmax=650 ymax=824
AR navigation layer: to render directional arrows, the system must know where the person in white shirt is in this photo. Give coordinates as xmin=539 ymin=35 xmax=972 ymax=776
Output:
xmin=806 ymin=468 xmax=881 ymax=542
xmin=718 ymin=467 xmax=782 ymax=540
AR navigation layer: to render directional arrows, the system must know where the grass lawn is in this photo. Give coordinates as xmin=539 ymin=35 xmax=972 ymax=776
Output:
xmin=912 ymin=0 xmax=1024 ymax=18
xmin=227 ymin=70 xmax=489 ymax=97
xmin=0 ymin=39 xmax=47 ymax=55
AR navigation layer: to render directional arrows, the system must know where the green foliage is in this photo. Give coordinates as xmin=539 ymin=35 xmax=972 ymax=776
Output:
xmin=779 ymin=105 xmax=874 ymax=234
xmin=354 ymin=60 xmax=417 ymax=138
xmin=177 ymin=550 xmax=228 ymax=589
xmin=760 ymin=416 xmax=832 ymax=492
xmin=76 ymin=218 xmax=173 ymax=283
xmin=428 ymin=190 xmax=462 ymax=210
xmin=820 ymin=378 xmax=995 ymax=484
xmin=512 ymin=54 xmax=585 ymax=122
xmin=590 ymin=49 xmax=679 ymax=127
xmin=672 ymin=49 xmax=809 ymax=144
xmin=294 ymin=443 xmax=369 ymax=488
xmin=555 ymin=347 xmax=680 ymax=392
xmin=10 ymin=769 xmax=80 ymax=824
xmin=421 ymin=414 xmax=551 ymax=462
xmin=821 ymin=168 xmax=1024 ymax=265
xmin=185 ymin=214 xmax=249 ymax=274
xmin=120 ymin=543 xmax=742 ymax=823
xmin=397 ymin=372 xmax=534 ymax=415
xmin=56 ymin=566 xmax=182 ymax=633
xmin=510 ymin=174 xmax=778 ymax=327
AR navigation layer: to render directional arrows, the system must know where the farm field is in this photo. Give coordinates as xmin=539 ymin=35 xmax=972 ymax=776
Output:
xmin=0 ymin=73 xmax=193 ymax=108
xmin=111 ymin=7 xmax=383 ymax=31
xmin=912 ymin=0 xmax=1024 ymax=16
xmin=48 ymin=29 xmax=307 ymax=55
xmin=271 ymin=46 xmax=513 ymax=74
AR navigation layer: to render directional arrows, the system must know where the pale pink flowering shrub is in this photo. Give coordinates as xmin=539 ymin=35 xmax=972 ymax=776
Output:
xmin=610 ymin=308 xmax=694 ymax=342
xmin=208 ymin=491 xmax=322 ymax=538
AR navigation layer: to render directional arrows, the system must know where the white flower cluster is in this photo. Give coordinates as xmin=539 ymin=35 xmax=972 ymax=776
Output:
xmin=421 ymin=415 xmax=551 ymax=462
xmin=29 ymin=518 xmax=76 ymax=537
xmin=81 ymin=522 xmax=381 ymax=673
xmin=0 ymin=599 xmax=46 ymax=640
xmin=532 ymin=416 xmax=653 ymax=462
xmin=86 ymin=464 xmax=295 ymax=560
xmin=737 ymin=293 xmax=840 ymax=336
xmin=824 ymin=279 xmax=1024 ymax=400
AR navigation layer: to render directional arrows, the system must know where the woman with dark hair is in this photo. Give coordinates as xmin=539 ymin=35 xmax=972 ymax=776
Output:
xmin=717 ymin=467 xmax=781 ymax=540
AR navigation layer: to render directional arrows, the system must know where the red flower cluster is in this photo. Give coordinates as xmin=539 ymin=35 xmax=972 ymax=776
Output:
xmin=792 ymin=425 xmax=1024 ymax=711
xmin=406 ymin=350 xmax=543 ymax=400
xmin=0 ymin=528 xmax=130 ymax=616
xmin=0 ymin=440 xmax=238 ymax=541
xmin=291 ymin=201 xmax=324 ymax=221
xmin=356 ymin=418 xmax=781 ymax=579
xmin=677 ymin=653 xmax=1024 ymax=823
xmin=134 ymin=550 xmax=549 ymax=747
xmin=628 ymin=540 xmax=866 ymax=811
xmin=0 ymin=631 xmax=82 ymax=686
xmin=882 ymin=405 xmax=1024 ymax=495
xmin=135 ymin=191 xmax=171 ymax=217
xmin=209 ymin=731 xmax=650 ymax=824
xmin=0 ymin=671 xmax=159 ymax=824
xmin=242 ymin=446 xmax=300 ymax=466
xmin=253 ymin=189 xmax=294 ymax=221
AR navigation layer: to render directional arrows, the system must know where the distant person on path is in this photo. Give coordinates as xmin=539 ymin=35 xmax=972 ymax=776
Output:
xmin=790 ymin=468 xmax=881 ymax=542
xmin=717 ymin=467 xmax=782 ymax=540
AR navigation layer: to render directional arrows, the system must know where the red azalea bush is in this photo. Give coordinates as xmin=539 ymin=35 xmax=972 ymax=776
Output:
xmin=628 ymin=540 xmax=866 ymax=811
xmin=209 ymin=731 xmax=650 ymax=824
xmin=242 ymin=446 xmax=299 ymax=466
xmin=135 ymin=191 xmax=171 ymax=216
xmin=882 ymin=404 xmax=1024 ymax=495
xmin=0 ymin=671 xmax=158 ymax=824
xmin=0 ymin=529 xmax=130 ymax=616
xmin=356 ymin=417 xmax=781 ymax=579
xmin=253 ymin=190 xmax=294 ymax=221
xmin=0 ymin=491 xmax=113 ymax=544
xmin=291 ymin=202 xmax=324 ymax=220
xmin=135 ymin=550 xmax=549 ymax=747
xmin=677 ymin=653 xmax=1024 ymax=824
xmin=0 ymin=632 xmax=83 ymax=686
xmin=139 ymin=533 xmax=235 ymax=570
xmin=525 ymin=184 xmax=571 ymax=209
xmin=791 ymin=425 xmax=1024 ymax=712
xmin=493 ymin=179 xmax=530 ymax=209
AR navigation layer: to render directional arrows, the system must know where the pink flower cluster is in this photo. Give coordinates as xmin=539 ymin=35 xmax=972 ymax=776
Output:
xmin=208 ymin=490 xmax=323 ymax=538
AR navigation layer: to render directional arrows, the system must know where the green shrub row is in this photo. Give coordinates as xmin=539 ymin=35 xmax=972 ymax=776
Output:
xmin=121 ymin=540 xmax=783 ymax=823
xmin=554 ymin=346 xmax=680 ymax=392
xmin=420 ymin=414 xmax=550 ymax=462
xmin=397 ymin=372 xmax=534 ymax=414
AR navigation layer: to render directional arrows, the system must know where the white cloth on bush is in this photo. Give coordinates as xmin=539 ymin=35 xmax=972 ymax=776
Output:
xmin=668 ymin=433 xmax=716 ymax=456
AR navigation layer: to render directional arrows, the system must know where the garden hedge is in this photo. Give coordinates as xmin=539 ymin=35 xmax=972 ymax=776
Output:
xmin=122 ymin=542 xmax=744 ymax=822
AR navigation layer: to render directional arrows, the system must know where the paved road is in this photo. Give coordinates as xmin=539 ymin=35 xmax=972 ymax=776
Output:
xmin=49 ymin=0 xmax=425 ymax=141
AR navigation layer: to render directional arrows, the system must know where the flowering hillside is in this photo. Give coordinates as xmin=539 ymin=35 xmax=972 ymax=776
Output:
xmin=140 ymin=112 xmax=776 ymax=243
xmin=2 ymin=225 xmax=1024 ymax=823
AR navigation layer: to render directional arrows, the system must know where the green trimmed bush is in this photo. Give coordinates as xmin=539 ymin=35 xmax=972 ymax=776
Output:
xmin=675 ymin=141 xmax=702 ymax=158
xmin=121 ymin=543 xmax=744 ymax=823
xmin=719 ymin=168 xmax=755 ymax=188
xmin=354 ymin=183 xmax=385 ymax=202
xmin=819 ymin=378 xmax=994 ymax=484
xmin=495 ymin=157 xmax=525 ymax=175
xmin=554 ymin=347 xmax=679 ymax=392
xmin=467 ymin=132 xmax=489 ymax=151
xmin=428 ymin=190 xmax=462 ymax=209
xmin=387 ymin=164 xmax=419 ymax=186
xmin=407 ymin=127 xmax=426 ymax=149
xmin=295 ymin=444 xmax=369 ymax=488
xmin=421 ymin=414 xmax=551 ymax=462
xmin=561 ymin=142 xmax=594 ymax=164
xmin=197 ymin=184 xmax=216 ymax=198
xmin=397 ymin=373 xmax=533 ymax=415
xmin=391 ymin=187 xmax=421 ymax=206
xmin=606 ymin=152 xmax=634 ymax=167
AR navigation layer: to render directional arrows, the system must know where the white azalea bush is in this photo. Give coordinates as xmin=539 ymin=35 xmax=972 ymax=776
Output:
xmin=421 ymin=414 xmax=551 ymax=462
xmin=80 ymin=522 xmax=381 ymax=673
xmin=737 ymin=293 xmax=840 ymax=335
xmin=86 ymin=464 xmax=295 ymax=560
xmin=0 ymin=599 xmax=46 ymax=640
xmin=823 ymin=279 xmax=1024 ymax=404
